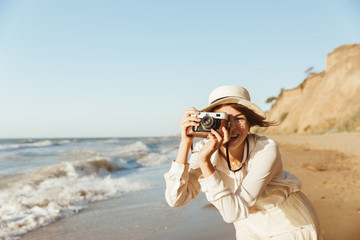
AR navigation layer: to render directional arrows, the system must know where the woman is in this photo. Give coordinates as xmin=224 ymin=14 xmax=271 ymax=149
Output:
xmin=164 ymin=85 xmax=322 ymax=239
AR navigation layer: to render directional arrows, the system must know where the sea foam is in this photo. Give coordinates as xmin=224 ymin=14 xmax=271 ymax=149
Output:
xmin=0 ymin=156 xmax=149 ymax=239
xmin=0 ymin=137 xmax=179 ymax=239
xmin=0 ymin=140 xmax=67 ymax=151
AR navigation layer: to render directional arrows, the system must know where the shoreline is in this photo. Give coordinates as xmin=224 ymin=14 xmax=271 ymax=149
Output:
xmin=21 ymin=132 xmax=360 ymax=240
xmin=21 ymin=166 xmax=235 ymax=240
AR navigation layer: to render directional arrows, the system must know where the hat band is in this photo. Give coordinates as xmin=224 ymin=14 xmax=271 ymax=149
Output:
xmin=210 ymin=96 xmax=246 ymax=105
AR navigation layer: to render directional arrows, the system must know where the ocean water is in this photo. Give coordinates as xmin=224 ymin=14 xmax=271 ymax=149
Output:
xmin=0 ymin=137 xmax=180 ymax=239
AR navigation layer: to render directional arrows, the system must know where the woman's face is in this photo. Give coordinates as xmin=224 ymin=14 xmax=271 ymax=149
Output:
xmin=214 ymin=105 xmax=250 ymax=151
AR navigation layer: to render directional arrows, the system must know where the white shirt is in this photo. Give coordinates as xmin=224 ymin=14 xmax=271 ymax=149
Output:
xmin=164 ymin=134 xmax=301 ymax=223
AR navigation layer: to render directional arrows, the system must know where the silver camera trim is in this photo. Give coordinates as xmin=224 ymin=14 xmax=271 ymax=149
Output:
xmin=192 ymin=112 xmax=228 ymax=120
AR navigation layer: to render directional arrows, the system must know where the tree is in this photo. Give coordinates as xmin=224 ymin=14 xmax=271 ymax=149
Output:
xmin=304 ymin=66 xmax=316 ymax=78
xmin=266 ymin=96 xmax=277 ymax=104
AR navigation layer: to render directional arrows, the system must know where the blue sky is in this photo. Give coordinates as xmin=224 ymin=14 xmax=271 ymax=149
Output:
xmin=1 ymin=0 xmax=359 ymax=138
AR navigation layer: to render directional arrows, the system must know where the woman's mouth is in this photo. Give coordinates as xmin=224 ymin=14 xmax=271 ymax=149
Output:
xmin=227 ymin=134 xmax=239 ymax=147
xmin=230 ymin=134 xmax=239 ymax=140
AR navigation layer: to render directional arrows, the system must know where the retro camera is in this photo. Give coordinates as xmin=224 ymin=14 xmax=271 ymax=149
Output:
xmin=187 ymin=112 xmax=228 ymax=138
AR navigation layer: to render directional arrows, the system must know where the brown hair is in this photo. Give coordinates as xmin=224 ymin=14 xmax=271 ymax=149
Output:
xmin=211 ymin=104 xmax=277 ymax=128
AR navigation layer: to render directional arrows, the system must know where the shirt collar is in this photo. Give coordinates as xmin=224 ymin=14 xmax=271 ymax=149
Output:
xmin=212 ymin=137 xmax=250 ymax=176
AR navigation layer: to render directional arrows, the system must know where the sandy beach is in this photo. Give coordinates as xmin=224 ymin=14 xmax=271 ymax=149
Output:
xmin=21 ymin=132 xmax=360 ymax=240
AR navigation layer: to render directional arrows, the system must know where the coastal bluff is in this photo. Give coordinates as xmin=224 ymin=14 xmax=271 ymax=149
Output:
xmin=263 ymin=43 xmax=360 ymax=134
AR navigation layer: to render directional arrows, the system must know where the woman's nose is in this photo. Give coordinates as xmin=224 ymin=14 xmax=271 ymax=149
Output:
xmin=229 ymin=117 xmax=236 ymax=126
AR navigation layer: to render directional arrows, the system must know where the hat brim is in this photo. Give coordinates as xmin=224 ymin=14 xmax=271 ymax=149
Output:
xmin=200 ymin=97 xmax=265 ymax=118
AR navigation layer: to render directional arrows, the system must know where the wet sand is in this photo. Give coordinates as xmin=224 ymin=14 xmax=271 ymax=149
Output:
xmin=21 ymin=169 xmax=235 ymax=240
xmin=22 ymin=132 xmax=360 ymax=240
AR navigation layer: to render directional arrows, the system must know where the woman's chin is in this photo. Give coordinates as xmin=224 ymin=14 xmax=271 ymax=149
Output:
xmin=227 ymin=135 xmax=246 ymax=149
xmin=228 ymin=136 xmax=240 ymax=147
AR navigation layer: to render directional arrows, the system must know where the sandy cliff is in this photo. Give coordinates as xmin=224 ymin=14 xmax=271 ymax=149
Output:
xmin=263 ymin=43 xmax=360 ymax=134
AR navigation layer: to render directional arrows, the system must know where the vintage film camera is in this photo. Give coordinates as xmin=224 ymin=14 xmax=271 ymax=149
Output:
xmin=186 ymin=112 xmax=228 ymax=138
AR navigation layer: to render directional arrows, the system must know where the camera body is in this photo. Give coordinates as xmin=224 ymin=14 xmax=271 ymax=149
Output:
xmin=187 ymin=112 xmax=228 ymax=138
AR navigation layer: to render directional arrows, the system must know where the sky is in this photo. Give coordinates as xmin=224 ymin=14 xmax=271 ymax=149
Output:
xmin=1 ymin=0 xmax=359 ymax=138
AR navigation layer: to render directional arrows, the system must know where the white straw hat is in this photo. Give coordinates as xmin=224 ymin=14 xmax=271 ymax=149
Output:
xmin=201 ymin=85 xmax=265 ymax=118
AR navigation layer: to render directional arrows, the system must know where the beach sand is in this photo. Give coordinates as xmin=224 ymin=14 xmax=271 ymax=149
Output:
xmin=269 ymin=132 xmax=360 ymax=240
xmin=21 ymin=132 xmax=360 ymax=240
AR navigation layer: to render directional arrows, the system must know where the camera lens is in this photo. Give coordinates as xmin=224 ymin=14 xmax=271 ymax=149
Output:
xmin=201 ymin=115 xmax=215 ymax=130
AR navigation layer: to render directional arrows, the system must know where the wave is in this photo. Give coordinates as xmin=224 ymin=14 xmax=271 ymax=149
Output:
xmin=137 ymin=152 xmax=169 ymax=166
xmin=0 ymin=139 xmax=70 ymax=151
xmin=0 ymin=137 xmax=179 ymax=239
xmin=111 ymin=141 xmax=176 ymax=167
xmin=103 ymin=138 xmax=120 ymax=144
xmin=114 ymin=141 xmax=150 ymax=156
xmin=0 ymin=156 xmax=149 ymax=239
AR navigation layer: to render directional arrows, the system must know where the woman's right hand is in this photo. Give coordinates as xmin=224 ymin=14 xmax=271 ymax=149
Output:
xmin=180 ymin=107 xmax=201 ymax=143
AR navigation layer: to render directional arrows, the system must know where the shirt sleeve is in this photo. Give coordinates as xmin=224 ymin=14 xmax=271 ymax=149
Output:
xmin=164 ymin=161 xmax=202 ymax=207
xmin=198 ymin=145 xmax=282 ymax=223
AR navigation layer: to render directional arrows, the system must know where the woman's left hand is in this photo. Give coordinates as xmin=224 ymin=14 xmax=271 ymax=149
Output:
xmin=198 ymin=127 xmax=229 ymax=163
xmin=197 ymin=127 xmax=229 ymax=177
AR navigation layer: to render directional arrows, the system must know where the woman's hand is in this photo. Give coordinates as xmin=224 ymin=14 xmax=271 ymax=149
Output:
xmin=179 ymin=107 xmax=201 ymax=144
xmin=197 ymin=127 xmax=229 ymax=177
xmin=175 ymin=107 xmax=201 ymax=165
xmin=221 ymin=125 xmax=231 ymax=146
xmin=198 ymin=127 xmax=228 ymax=161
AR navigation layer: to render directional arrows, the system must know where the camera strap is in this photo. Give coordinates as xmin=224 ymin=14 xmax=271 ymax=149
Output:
xmin=225 ymin=137 xmax=249 ymax=172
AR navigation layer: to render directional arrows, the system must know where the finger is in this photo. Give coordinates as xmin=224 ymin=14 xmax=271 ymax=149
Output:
xmin=181 ymin=114 xmax=200 ymax=122
xmin=188 ymin=116 xmax=201 ymax=122
xmin=185 ymin=107 xmax=199 ymax=113
xmin=185 ymin=107 xmax=200 ymax=116
xmin=180 ymin=120 xmax=200 ymax=128
xmin=181 ymin=121 xmax=200 ymax=129
xmin=222 ymin=127 xmax=230 ymax=145
xmin=210 ymin=129 xmax=223 ymax=148
xmin=211 ymin=129 xmax=223 ymax=142
xmin=180 ymin=117 xmax=201 ymax=126
xmin=180 ymin=117 xmax=201 ymax=131
xmin=186 ymin=107 xmax=197 ymax=111
xmin=207 ymin=133 xmax=217 ymax=143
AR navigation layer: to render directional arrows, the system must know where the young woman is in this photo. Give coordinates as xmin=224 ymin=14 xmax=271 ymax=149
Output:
xmin=164 ymin=85 xmax=322 ymax=239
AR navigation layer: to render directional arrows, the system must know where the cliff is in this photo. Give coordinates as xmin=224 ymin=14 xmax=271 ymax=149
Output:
xmin=263 ymin=43 xmax=360 ymax=134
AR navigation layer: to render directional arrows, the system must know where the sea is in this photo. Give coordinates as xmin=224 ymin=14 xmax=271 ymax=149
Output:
xmin=0 ymin=137 xmax=180 ymax=239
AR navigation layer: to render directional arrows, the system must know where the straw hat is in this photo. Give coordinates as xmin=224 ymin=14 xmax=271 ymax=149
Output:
xmin=201 ymin=85 xmax=265 ymax=118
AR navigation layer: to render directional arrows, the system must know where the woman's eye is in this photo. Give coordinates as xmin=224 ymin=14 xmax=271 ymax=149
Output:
xmin=236 ymin=117 xmax=245 ymax=121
